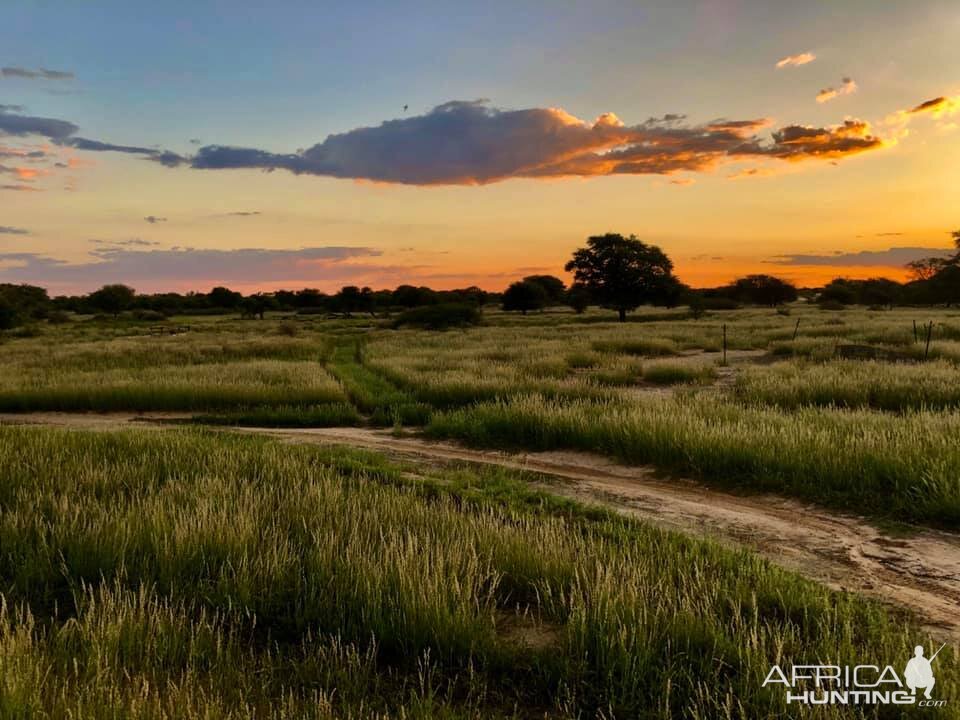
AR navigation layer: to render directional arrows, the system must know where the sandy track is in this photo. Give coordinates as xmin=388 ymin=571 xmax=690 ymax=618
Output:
xmin=3 ymin=412 xmax=959 ymax=640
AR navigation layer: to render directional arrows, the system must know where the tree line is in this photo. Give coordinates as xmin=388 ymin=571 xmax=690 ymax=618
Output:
xmin=1 ymin=231 xmax=957 ymax=329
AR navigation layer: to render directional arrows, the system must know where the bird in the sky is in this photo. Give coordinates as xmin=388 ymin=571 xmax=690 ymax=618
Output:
xmin=403 ymin=104 xmax=408 ymax=112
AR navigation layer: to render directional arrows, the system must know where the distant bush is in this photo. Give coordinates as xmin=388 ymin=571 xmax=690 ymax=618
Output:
xmin=46 ymin=310 xmax=72 ymax=324
xmin=392 ymin=303 xmax=481 ymax=330
xmin=276 ymin=322 xmax=299 ymax=337
xmin=776 ymin=307 xmax=791 ymax=316
xmin=818 ymin=300 xmax=847 ymax=311
xmin=701 ymin=297 xmax=740 ymax=311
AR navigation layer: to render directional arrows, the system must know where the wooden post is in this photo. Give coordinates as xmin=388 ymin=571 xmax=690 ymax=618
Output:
xmin=925 ymin=321 xmax=933 ymax=361
xmin=722 ymin=324 xmax=728 ymax=365
xmin=913 ymin=319 xmax=918 ymax=344
xmin=792 ymin=318 xmax=801 ymax=341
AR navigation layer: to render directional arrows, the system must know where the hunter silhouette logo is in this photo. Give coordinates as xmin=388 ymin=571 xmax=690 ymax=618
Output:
xmin=905 ymin=644 xmax=944 ymax=700
xmin=763 ymin=643 xmax=948 ymax=707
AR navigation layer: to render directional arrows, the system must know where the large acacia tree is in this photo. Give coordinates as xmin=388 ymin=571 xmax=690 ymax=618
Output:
xmin=565 ymin=233 xmax=682 ymax=322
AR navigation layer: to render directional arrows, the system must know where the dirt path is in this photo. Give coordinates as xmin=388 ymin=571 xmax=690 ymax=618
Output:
xmin=3 ymin=412 xmax=959 ymax=640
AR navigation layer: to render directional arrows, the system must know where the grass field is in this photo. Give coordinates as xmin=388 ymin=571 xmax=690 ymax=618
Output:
xmin=2 ymin=304 xmax=960 ymax=715
xmin=1 ymin=426 xmax=955 ymax=718
xmin=2 ymin=304 xmax=960 ymax=527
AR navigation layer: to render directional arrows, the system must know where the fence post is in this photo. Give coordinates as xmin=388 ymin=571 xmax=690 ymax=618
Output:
xmin=722 ymin=324 xmax=728 ymax=365
xmin=925 ymin=321 xmax=933 ymax=361
xmin=792 ymin=318 xmax=801 ymax=341
xmin=913 ymin=319 xmax=918 ymax=344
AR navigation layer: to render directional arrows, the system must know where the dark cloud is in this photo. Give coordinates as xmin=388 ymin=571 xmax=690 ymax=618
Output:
xmin=0 ymin=246 xmax=385 ymax=292
xmin=0 ymin=108 xmax=185 ymax=171
xmin=0 ymin=104 xmax=25 ymax=113
xmin=768 ymin=247 xmax=954 ymax=267
xmin=0 ymin=107 xmax=78 ymax=140
xmin=61 ymin=137 xmax=187 ymax=166
xmin=1 ymin=66 xmax=74 ymax=80
xmin=0 ymin=183 xmax=40 ymax=191
xmin=144 ymin=216 xmax=167 ymax=224
xmin=0 ymin=225 xmax=29 ymax=235
xmin=225 ymin=211 xmax=261 ymax=216
xmin=909 ymin=96 xmax=952 ymax=114
xmin=875 ymin=232 xmax=904 ymax=237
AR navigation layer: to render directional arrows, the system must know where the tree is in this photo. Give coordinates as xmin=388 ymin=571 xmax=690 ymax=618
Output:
xmin=0 ymin=283 xmax=49 ymax=321
xmin=334 ymin=286 xmax=375 ymax=317
xmin=930 ymin=265 xmax=960 ymax=306
xmin=88 ymin=284 xmax=135 ymax=316
xmin=0 ymin=297 xmax=18 ymax=329
xmin=393 ymin=285 xmax=438 ymax=308
xmin=294 ymin=288 xmax=329 ymax=310
xmin=564 ymin=233 xmax=682 ymax=322
xmin=522 ymin=275 xmax=566 ymax=305
xmin=907 ymin=229 xmax=959 ymax=280
xmin=566 ymin=284 xmax=591 ymax=314
xmin=241 ymin=293 xmax=277 ymax=319
xmin=818 ymin=279 xmax=858 ymax=306
xmin=208 ymin=286 xmax=242 ymax=309
xmin=729 ymin=275 xmax=798 ymax=307
xmin=907 ymin=257 xmax=947 ymax=281
xmin=859 ymin=278 xmax=902 ymax=307
xmin=502 ymin=280 xmax=547 ymax=315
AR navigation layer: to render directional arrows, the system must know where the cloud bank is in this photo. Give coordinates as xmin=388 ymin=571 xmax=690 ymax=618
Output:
xmin=768 ymin=246 xmax=955 ymax=267
xmin=189 ymin=100 xmax=887 ymax=185
xmin=2 ymin=93 xmax=955 ymax=189
xmin=0 ymin=225 xmax=29 ymax=235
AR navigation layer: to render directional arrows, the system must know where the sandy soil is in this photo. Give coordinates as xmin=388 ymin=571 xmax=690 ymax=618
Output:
xmin=2 ymin=412 xmax=958 ymax=641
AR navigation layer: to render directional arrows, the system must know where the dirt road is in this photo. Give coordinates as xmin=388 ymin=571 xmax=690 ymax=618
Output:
xmin=3 ymin=412 xmax=959 ymax=640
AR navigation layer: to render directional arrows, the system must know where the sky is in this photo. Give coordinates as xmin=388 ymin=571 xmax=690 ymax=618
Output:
xmin=1 ymin=0 xmax=958 ymax=295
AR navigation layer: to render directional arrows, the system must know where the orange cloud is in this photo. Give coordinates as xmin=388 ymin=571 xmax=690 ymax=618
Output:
xmin=766 ymin=120 xmax=886 ymax=160
xmin=776 ymin=52 xmax=816 ymax=68
xmin=816 ymin=78 xmax=857 ymax=104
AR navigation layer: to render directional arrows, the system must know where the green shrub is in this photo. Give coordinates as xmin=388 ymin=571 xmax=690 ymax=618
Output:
xmin=392 ymin=303 xmax=480 ymax=330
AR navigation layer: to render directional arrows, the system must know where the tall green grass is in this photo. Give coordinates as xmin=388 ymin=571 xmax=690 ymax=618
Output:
xmin=736 ymin=359 xmax=960 ymax=412
xmin=1 ymin=426 xmax=951 ymax=718
xmin=0 ymin=360 xmax=346 ymax=412
xmin=427 ymin=394 xmax=960 ymax=528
